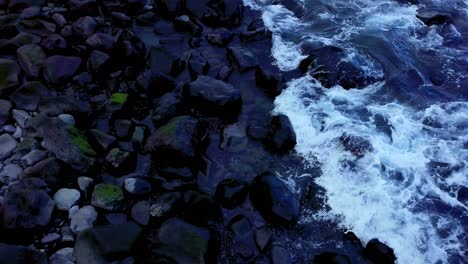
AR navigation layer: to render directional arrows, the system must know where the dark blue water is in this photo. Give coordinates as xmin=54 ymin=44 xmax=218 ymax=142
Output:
xmin=244 ymin=0 xmax=468 ymax=263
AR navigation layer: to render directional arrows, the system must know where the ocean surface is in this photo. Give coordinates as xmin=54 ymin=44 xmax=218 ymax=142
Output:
xmin=243 ymin=0 xmax=468 ymax=263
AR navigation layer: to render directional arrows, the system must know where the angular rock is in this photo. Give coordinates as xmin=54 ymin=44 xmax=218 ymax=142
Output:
xmin=254 ymin=226 xmax=272 ymax=252
xmin=43 ymin=56 xmax=81 ymax=84
xmin=0 ymin=59 xmax=20 ymax=95
xmin=89 ymin=129 xmax=116 ymax=152
xmin=12 ymin=109 xmax=30 ymax=127
xmin=364 ymin=239 xmax=396 ymax=264
xmin=339 ymin=133 xmax=373 ymax=158
xmin=250 ymin=173 xmax=300 ymax=226
xmin=53 ymin=188 xmax=81 ymax=211
xmin=151 ymin=92 xmax=180 ymax=125
xmin=105 ymin=148 xmax=135 ymax=174
xmin=72 ymin=16 xmax=97 ymax=39
xmin=416 ymin=10 xmax=452 ymax=26
xmin=150 ymin=192 xmax=180 ymax=218
xmin=86 ymin=33 xmax=115 ymax=51
xmin=255 ymin=68 xmax=285 ymax=97
xmin=0 ymin=164 xmax=22 ymax=184
xmin=154 ymin=218 xmax=210 ymax=264
xmin=265 ymin=114 xmax=297 ymax=153
xmin=41 ymin=233 xmax=60 ymax=244
xmin=70 ymin=205 xmax=98 ymax=234
xmin=146 ymin=38 xmax=188 ymax=76
xmin=91 ymin=183 xmax=124 ymax=211
xmin=206 ymin=27 xmax=233 ymax=47
xmin=215 ymin=179 xmax=249 ymax=209
xmin=227 ymin=45 xmax=258 ymax=72
xmin=88 ymin=50 xmax=112 ymax=76
xmin=38 ymin=96 xmax=91 ymax=122
xmin=183 ymin=75 xmax=242 ymax=120
xmin=21 ymin=149 xmax=46 ymax=166
xmin=20 ymin=157 xmax=64 ymax=188
xmin=16 ymin=44 xmax=46 ymax=78
xmin=0 ymin=133 xmax=17 ymax=160
xmin=136 ymin=69 xmax=175 ymax=97
xmin=9 ymin=81 xmax=50 ymax=111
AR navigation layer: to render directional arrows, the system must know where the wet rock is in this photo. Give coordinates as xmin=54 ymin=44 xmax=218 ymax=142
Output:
xmin=206 ymin=27 xmax=233 ymax=47
xmin=72 ymin=16 xmax=97 ymax=39
xmin=70 ymin=205 xmax=98 ymax=234
xmin=88 ymin=50 xmax=112 ymax=76
xmin=89 ymin=129 xmax=116 ymax=152
xmin=124 ymin=177 xmax=151 ymax=195
xmin=91 ymin=183 xmax=124 ymax=211
xmin=145 ymin=116 xmax=205 ymax=167
xmin=9 ymin=81 xmax=50 ymax=111
xmin=0 ymin=99 xmax=11 ymax=126
xmin=299 ymin=46 xmax=375 ymax=89
xmin=270 ymin=245 xmax=290 ymax=264
xmin=183 ymin=190 xmax=221 ymax=225
xmin=0 ymin=243 xmax=48 ymax=264
xmin=50 ymin=248 xmax=74 ymax=264
xmin=154 ymin=218 xmax=210 ymax=264
xmin=229 ymin=214 xmax=252 ymax=236
xmin=41 ymin=34 xmax=67 ymax=51
xmin=241 ymin=18 xmax=271 ymax=42
xmin=416 ymin=10 xmax=452 ymax=26
xmin=339 ymin=133 xmax=373 ymax=158
xmin=188 ymin=50 xmax=210 ymax=78
xmin=147 ymin=41 xmax=187 ymax=77
xmin=266 ymin=114 xmax=297 ymax=154
xmin=250 ymin=173 xmax=300 ymax=226
xmin=43 ymin=56 xmax=81 ymax=84
xmin=227 ymin=45 xmax=259 ymax=72
xmin=255 ymin=68 xmax=285 ymax=97
xmin=74 ymin=222 xmax=141 ymax=263
xmin=25 ymin=116 xmax=95 ymax=172
xmin=364 ymin=239 xmax=396 ymax=264
xmin=150 ymin=192 xmax=180 ymax=218
xmin=183 ymin=75 xmax=242 ymax=120
xmin=174 ymin=15 xmax=201 ymax=35
xmin=105 ymin=148 xmax=135 ymax=174
xmin=0 ymin=134 xmax=17 ymax=160
xmin=2 ymin=180 xmax=55 ymax=229
xmin=16 ymin=44 xmax=46 ymax=78
xmin=0 ymin=59 xmax=20 ymax=95
xmin=272 ymin=0 xmax=304 ymax=17
xmin=254 ymin=226 xmax=272 ymax=252
xmin=314 ymin=252 xmax=351 ymax=264
xmin=131 ymin=200 xmax=150 ymax=225
xmin=21 ymin=149 xmax=46 ymax=166
xmin=53 ymin=188 xmax=81 ymax=211
xmin=207 ymin=0 xmax=243 ymax=26
xmin=86 ymin=33 xmax=115 ymax=51
xmin=215 ymin=178 xmax=249 ymax=209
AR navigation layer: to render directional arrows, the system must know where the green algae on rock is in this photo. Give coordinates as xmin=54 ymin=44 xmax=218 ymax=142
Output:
xmin=91 ymin=184 xmax=124 ymax=211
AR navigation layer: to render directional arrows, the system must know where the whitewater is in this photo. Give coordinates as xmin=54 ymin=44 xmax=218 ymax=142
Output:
xmin=244 ymin=0 xmax=468 ymax=263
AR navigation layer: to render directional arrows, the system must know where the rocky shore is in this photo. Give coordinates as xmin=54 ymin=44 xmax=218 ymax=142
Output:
xmin=0 ymin=0 xmax=397 ymax=263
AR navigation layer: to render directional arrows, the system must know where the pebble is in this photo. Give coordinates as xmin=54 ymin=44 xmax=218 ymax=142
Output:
xmin=53 ymin=188 xmax=81 ymax=211
xmin=0 ymin=163 xmax=22 ymax=184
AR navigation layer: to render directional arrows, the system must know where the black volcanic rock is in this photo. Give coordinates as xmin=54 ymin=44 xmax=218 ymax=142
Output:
xmin=72 ymin=16 xmax=97 ymax=39
xmin=314 ymin=252 xmax=351 ymax=264
xmin=183 ymin=75 xmax=242 ymax=120
xmin=43 ymin=56 xmax=81 ymax=84
xmin=227 ymin=45 xmax=259 ymax=72
xmin=250 ymin=172 xmax=300 ymax=226
xmin=10 ymin=81 xmax=50 ymax=111
xmin=215 ymin=179 xmax=249 ymax=209
xmin=265 ymin=114 xmax=297 ymax=154
xmin=364 ymin=239 xmax=397 ymax=264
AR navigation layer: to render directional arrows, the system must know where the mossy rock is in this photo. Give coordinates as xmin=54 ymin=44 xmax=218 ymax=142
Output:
xmin=110 ymin=93 xmax=128 ymax=105
xmin=91 ymin=184 xmax=124 ymax=211
xmin=67 ymin=127 xmax=96 ymax=156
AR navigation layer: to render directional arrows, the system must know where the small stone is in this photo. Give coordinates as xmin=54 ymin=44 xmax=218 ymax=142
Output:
xmin=124 ymin=177 xmax=151 ymax=195
xmin=50 ymin=247 xmax=74 ymax=264
xmin=58 ymin=114 xmax=75 ymax=126
xmin=131 ymin=200 xmax=150 ymax=225
xmin=52 ymin=13 xmax=67 ymax=28
xmin=89 ymin=129 xmax=116 ymax=151
xmin=54 ymin=188 xmax=81 ymax=211
xmin=0 ymin=163 xmax=22 ymax=184
xmin=131 ymin=126 xmax=145 ymax=150
xmin=0 ymin=134 xmax=17 ymax=160
xmin=72 ymin=16 xmax=97 ymax=39
xmin=12 ymin=109 xmax=31 ymax=127
xmin=91 ymin=183 xmax=124 ymax=211
xmin=77 ymin=176 xmax=94 ymax=192
xmin=70 ymin=205 xmax=98 ymax=234
xmin=21 ymin=149 xmax=47 ymax=167
xmin=41 ymin=233 xmax=61 ymax=244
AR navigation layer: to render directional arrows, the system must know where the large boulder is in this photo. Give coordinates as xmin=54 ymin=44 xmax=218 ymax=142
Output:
xmin=250 ymin=173 xmax=300 ymax=226
xmin=183 ymin=75 xmax=242 ymax=120
xmin=265 ymin=114 xmax=297 ymax=153
xmin=16 ymin=44 xmax=46 ymax=78
xmin=146 ymin=38 xmax=188 ymax=77
xmin=25 ymin=115 xmax=95 ymax=172
xmin=0 ymin=244 xmax=48 ymax=264
xmin=2 ymin=179 xmax=55 ymax=229
xmin=364 ymin=239 xmax=396 ymax=264
xmin=43 ymin=56 xmax=81 ymax=84
xmin=153 ymin=218 xmax=211 ymax=264
xmin=0 ymin=59 xmax=20 ymax=95
xmin=145 ymin=116 xmax=206 ymax=167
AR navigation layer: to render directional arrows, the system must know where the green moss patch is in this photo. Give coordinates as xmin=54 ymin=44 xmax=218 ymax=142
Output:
xmin=110 ymin=93 xmax=128 ymax=105
xmin=67 ymin=127 xmax=96 ymax=156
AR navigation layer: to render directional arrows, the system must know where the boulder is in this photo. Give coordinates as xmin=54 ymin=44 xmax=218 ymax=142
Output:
xmin=265 ymin=114 xmax=296 ymax=153
xmin=183 ymin=75 xmax=242 ymax=120
xmin=9 ymin=81 xmax=50 ymax=111
xmin=364 ymin=239 xmax=396 ymax=264
xmin=16 ymin=44 xmax=46 ymax=78
xmin=314 ymin=252 xmax=351 ymax=264
xmin=146 ymin=40 xmax=188 ymax=77
xmin=240 ymin=19 xmax=271 ymax=42
xmin=53 ymin=188 xmax=81 ymax=211
xmin=2 ymin=180 xmax=55 ymax=229
xmin=215 ymin=179 xmax=248 ymax=209
xmin=70 ymin=205 xmax=98 ymax=234
xmin=250 ymin=173 xmax=300 ymax=226
xmin=227 ymin=45 xmax=258 ymax=72
xmin=20 ymin=157 xmax=64 ymax=189
xmin=136 ymin=69 xmax=175 ymax=97
xmin=0 ymin=244 xmax=48 ymax=264
xmin=43 ymin=56 xmax=81 ymax=84
xmin=25 ymin=116 xmax=95 ymax=172
xmin=182 ymin=190 xmax=221 ymax=225
xmin=154 ymin=218 xmax=210 ymax=264
xmin=416 ymin=10 xmax=452 ymax=26
xmin=206 ymin=28 xmax=234 ymax=47
xmin=91 ymin=183 xmax=124 ymax=211
xmin=0 ymin=59 xmax=20 ymax=95
xmin=255 ymin=68 xmax=285 ymax=97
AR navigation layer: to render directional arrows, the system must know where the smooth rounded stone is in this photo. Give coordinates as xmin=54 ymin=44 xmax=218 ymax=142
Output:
xmin=150 ymin=192 xmax=180 ymax=218
xmin=17 ymin=19 xmax=56 ymax=37
xmin=250 ymin=173 xmax=300 ymax=226
xmin=9 ymin=81 xmax=50 ymax=111
xmin=77 ymin=176 xmax=94 ymax=192
xmin=69 ymin=205 xmax=80 ymax=218
xmin=0 ymin=59 xmax=20 ymax=94
xmin=70 ymin=205 xmax=98 ymax=234
xmin=0 ymin=134 xmax=18 ymax=160
xmin=131 ymin=200 xmax=150 ymax=225
xmin=20 ymin=6 xmax=41 ymax=19
xmin=21 ymin=149 xmax=47 ymax=166
xmin=61 ymin=226 xmax=75 ymax=243
xmin=16 ymin=44 xmax=46 ymax=78
xmin=2 ymin=125 xmax=16 ymax=134
xmin=52 ymin=13 xmax=67 ymax=28
xmin=91 ymin=183 xmax=124 ymax=211
xmin=0 ymin=99 xmax=12 ymax=126
xmin=183 ymin=75 xmax=242 ymax=120
xmin=50 ymin=248 xmax=74 ymax=264
xmin=85 ymin=33 xmax=115 ymax=50
xmin=54 ymin=188 xmax=81 ymax=211
xmin=0 ymin=163 xmax=22 ymax=184
xmin=72 ymin=16 xmax=97 ymax=39
xmin=43 ymin=56 xmax=82 ymax=84
xmin=41 ymin=232 xmax=61 ymax=244
xmin=124 ymin=177 xmax=151 ymax=195
xmin=58 ymin=114 xmax=75 ymax=126
xmin=364 ymin=239 xmax=396 ymax=264
xmin=12 ymin=109 xmax=30 ymax=127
